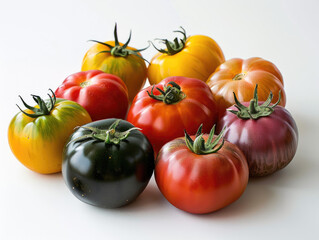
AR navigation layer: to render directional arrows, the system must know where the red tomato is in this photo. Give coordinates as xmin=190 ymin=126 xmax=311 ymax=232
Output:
xmin=217 ymin=85 xmax=298 ymax=177
xmin=155 ymin=125 xmax=249 ymax=214
xmin=127 ymin=76 xmax=219 ymax=154
xmin=55 ymin=70 xmax=129 ymax=121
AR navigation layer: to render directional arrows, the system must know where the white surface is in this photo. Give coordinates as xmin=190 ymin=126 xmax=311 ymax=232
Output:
xmin=1 ymin=0 xmax=318 ymax=239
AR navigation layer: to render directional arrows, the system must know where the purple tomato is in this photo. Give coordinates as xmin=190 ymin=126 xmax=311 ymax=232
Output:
xmin=217 ymin=85 xmax=298 ymax=177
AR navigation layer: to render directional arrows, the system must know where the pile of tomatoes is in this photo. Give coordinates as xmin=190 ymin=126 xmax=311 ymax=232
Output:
xmin=8 ymin=25 xmax=298 ymax=214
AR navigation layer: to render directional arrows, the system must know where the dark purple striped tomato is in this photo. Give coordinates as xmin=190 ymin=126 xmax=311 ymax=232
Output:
xmin=217 ymin=85 xmax=298 ymax=177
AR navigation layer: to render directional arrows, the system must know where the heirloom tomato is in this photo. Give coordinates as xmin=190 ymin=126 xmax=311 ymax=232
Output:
xmin=62 ymin=119 xmax=154 ymax=208
xmin=217 ymin=85 xmax=298 ymax=177
xmin=55 ymin=70 xmax=128 ymax=121
xmin=81 ymin=24 xmax=148 ymax=102
xmin=207 ymin=57 xmax=286 ymax=116
xmin=148 ymin=27 xmax=225 ymax=85
xmin=8 ymin=90 xmax=92 ymax=174
xmin=127 ymin=76 xmax=219 ymax=154
xmin=155 ymin=125 xmax=249 ymax=214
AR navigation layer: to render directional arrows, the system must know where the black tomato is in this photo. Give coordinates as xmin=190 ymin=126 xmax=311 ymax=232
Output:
xmin=62 ymin=119 xmax=154 ymax=208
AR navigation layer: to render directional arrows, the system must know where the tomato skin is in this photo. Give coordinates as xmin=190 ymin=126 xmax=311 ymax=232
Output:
xmin=127 ymin=76 xmax=219 ymax=154
xmin=8 ymin=99 xmax=92 ymax=174
xmin=62 ymin=119 xmax=154 ymax=208
xmin=55 ymin=70 xmax=129 ymax=121
xmin=217 ymin=103 xmax=298 ymax=177
xmin=82 ymin=41 xmax=147 ymax=102
xmin=148 ymin=35 xmax=225 ymax=85
xmin=155 ymin=135 xmax=249 ymax=214
xmin=207 ymin=57 xmax=286 ymax=115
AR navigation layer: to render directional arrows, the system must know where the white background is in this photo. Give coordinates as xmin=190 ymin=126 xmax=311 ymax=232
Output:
xmin=1 ymin=0 xmax=318 ymax=239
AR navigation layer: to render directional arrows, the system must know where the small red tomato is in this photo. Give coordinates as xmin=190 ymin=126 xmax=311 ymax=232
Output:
xmin=55 ymin=70 xmax=129 ymax=121
xmin=155 ymin=125 xmax=249 ymax=214
xmin=127 ymin=76 xmax=219 ymax=154
xmin=217 ymin=85 xmax=298 ymax=177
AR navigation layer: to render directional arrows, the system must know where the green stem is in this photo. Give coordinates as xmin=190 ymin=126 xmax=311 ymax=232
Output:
xmin=88 ymin=23 xmax=149 ymax=63
xmin=233 ymin=73 xmax=245 ymax=81
xmin=17 ymin=89 xmax=56 ymax=118
xmin=228 ymin=84 xmax=281 ymax=119
xmin=69 ymin=120 xmax=141 ymax=145
xmin=249 ymin=99 xmax=258 ymax=114
xmin=147 ymin=81 xmax=186 ymax=104
xmin=184 ymin=124 xmax=225 ymax=155
xmin=151 ymin=27 xmax=187 ymax=55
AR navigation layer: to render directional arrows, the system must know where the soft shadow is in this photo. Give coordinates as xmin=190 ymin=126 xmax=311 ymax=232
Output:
xmin=17 ymin=167 xmax=63 ymax=182
xmin=190 ymin=180 xmax=275 ymax=219
xmin=120 ymin=180 xmax=166 ymax=211
xmin=187 ymin=167 xmax=301 ymax=219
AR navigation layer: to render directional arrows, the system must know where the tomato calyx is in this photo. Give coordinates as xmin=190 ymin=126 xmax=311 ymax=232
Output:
xmin=17 ymin=89 xmax=56 ymax=118
xmin=151 ymin=27 xmax=187 ymax=55
xmin=88 ymin=23 xmax=149 ymax=62
xmin=147 ymin=81 xmax=186 ymax=104
xmin=184 ymin=124 xmax=225 ymax=155
xmin=233 ymin=73 xmax=246 ymax=81
xmin=69 ymin=119 xmax=141 ymax=145
xmin=229 ymin=84 xmax=282 ymax=120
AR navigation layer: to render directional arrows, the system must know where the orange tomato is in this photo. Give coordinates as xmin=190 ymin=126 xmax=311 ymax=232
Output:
xmin=206 ymin=57 xmax=286 ymax=115
xmin=148 ymin=27 xmax=225 ymax=85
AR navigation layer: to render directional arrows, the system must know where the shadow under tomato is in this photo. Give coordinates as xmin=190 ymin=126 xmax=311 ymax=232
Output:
xmin=186 ymin=177 xmax=277 ymax=219
xmin=120 ymin=180 xmax=166 ymax=211
xmin=190 ymin=158 xmax=311 ymax=219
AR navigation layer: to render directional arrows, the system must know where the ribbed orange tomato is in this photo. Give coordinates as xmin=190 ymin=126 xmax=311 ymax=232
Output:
xmin=148 ymin=27 xmax=225 ymax=85
xmin=206 ymin=57 xmax=286 ymax=115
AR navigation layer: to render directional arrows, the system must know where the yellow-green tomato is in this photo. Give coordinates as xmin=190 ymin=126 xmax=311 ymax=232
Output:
xmin=8 ymin=90 xmax=92 ymax=174
xmin=81 ymin=24 xmax=148 ymax=102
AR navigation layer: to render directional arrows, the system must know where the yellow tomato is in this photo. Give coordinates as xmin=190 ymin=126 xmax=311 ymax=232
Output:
xmin=147 ymin=27 xmax=225 ymax=85
xmin=8 ymin=91 xmax=92 ymax=174
xmin=81 ymin=24 xmax=148 ymax=102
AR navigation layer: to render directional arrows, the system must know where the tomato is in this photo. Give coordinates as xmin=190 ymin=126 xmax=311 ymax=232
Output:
xmin=62 ymin=119 xmax=154 ymax=208
xmin=8 ymin=90 xmax=92 ymax=174
xmin=127 ymin=76 xmax=219 ymax=154
xmin=155 ymin=125 xmax=249 ymax=214
xmin=207 ymin=57 xmax=286 ymax=116
xmin=81 ymin=24 xmax=148 ymax=102
xmin=217 ymin=85 xmax=298 ymax=177
xmin=148 ymin=27 xmax=225 ymax=85
xmin=55 ymin=70 xmax=128 ymax=121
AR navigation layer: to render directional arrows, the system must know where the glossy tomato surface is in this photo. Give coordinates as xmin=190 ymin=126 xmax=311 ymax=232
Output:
xmin=55 ymin=70 xmax=128 ymax=121
xmin=62 ymin=119 xmax=154 ymax=208
xmin=155 ymin=135 xmax=249 ymax=214
xmin=8 ymin=98 xmax=91 ymax=174
xmin=127 ymin=76 xmax=219 ymax=154
xmin=217 ymin=102 xmax=298 ymax=177
xmin=148 ymin=32 xmax=225 ymax=85
xmin=207 ymin=57 xmax=286 ymax=115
